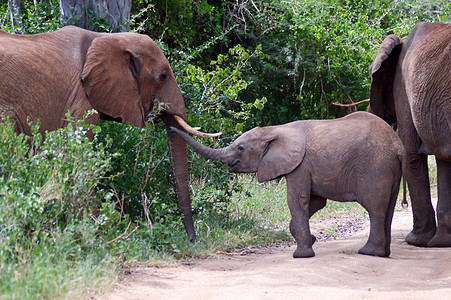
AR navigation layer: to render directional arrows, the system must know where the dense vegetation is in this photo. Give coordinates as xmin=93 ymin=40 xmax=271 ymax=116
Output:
xmin=0 ymin=0 xmax=449 ymax=298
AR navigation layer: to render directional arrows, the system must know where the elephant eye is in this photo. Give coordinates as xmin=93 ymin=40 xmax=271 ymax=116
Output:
xmin=159 ymin=72 xmax=168 ymax=83
xmin=237 ymin=145 xmax=245 ymax=152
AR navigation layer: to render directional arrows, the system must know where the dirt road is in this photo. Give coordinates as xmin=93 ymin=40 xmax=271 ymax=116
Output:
xmin=102 ymin=207 xmax=451 ymax=300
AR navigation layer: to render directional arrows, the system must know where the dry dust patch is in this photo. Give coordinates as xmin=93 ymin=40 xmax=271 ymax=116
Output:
xmin=99 ymin=206 xmax=451 ymax=300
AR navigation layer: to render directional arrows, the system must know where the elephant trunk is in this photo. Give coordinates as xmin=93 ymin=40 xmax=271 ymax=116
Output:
xmin=161 ymin=114 xmax=196 ymax=241
xmin=170 ymin=127 xmax=232 ymax=164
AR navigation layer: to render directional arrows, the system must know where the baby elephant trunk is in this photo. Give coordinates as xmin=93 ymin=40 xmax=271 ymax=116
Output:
xmin=170 ymin=127 xmax=231 ymax=164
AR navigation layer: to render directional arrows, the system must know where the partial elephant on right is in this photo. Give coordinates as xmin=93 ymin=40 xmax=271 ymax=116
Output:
xmin=369 ymin=22 xmax=450 ymax=247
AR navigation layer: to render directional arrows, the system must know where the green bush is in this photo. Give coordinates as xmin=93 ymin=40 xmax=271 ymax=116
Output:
xmin=0 ymin=113 xmax=125 ymax=297
xmin=1 ymin=0 xmax=62 ymax=34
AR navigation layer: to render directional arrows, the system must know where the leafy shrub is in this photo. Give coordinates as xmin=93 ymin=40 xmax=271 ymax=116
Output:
xmin=182 ymin=43 xmax=267 ymax=136
xmin=0 ymin=113 xmax=126 ymax=297
xmin=0 ymin=112 xmax=111 ymax=233
xmin=1 ymin=0 xmax=62 ymax=34
xmin=96 ymin=120 xmax=184 ymax=240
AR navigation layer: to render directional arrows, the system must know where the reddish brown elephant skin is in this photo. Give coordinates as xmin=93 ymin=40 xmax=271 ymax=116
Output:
xmin=0 ymin=26 xmax=197 ymax=240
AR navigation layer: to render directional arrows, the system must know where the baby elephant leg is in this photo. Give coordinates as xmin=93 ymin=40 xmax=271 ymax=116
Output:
xmin=291 ymin=221 xmax=315 ymax=258
xmin=290 ymin=219 xmax=316 ymax=245
xmin=358 ymin=214 xmax=388 ymax=257
xmin=289 ymin=210 xmax=314 ymax=258
xmin=290 ymin=196 xmax=327 ymax=245
xmin=286 ymin=177 xmax=316 ymax=258
xmin=358 ymin=191 xmax=396 ymax=257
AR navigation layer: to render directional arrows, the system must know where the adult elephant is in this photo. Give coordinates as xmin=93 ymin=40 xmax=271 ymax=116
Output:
xmin=369 ymin=22 xmax=450 ymax=247
xmin=0 ymin=26 xmax=219 ymax=241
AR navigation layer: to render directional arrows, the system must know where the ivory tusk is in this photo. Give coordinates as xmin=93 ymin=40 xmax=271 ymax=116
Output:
xmin=173 ymin=115 xmax=222 ymax=138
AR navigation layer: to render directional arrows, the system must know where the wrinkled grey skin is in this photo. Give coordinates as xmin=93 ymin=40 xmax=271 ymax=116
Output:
xmin=369 ymin=22 xmax=451 ymax=247
xmin=172 ymin=112 xmax=405 ymax=258
xmin=0 ymin=26 xmax=196 ymax=240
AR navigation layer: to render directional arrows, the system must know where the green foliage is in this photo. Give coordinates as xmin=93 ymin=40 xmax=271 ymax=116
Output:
xmin=1 ymin=0 xmax=62 ymax=33
xmin=129 ymin=0 xmax=449 ymax=128
xmin=131 ymin=0 xmax=225 ymax=51
xmin=0 ymin=114 xmax=128 ymax=297
xmin=96 ymin=121 xmax=184 ymax=239
xmin=183 ymin=43 xmax=266 ymax=135
xmin=226 ymin=0 xmax=450 ymax=124
xmin=0 ymin=112 xmax=110 ymax=231
xmin=77 ymin=9 xmax=114 ymax=32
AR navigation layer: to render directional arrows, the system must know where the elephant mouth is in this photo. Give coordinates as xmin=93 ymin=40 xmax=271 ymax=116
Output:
xmin=228 ymin=159 xmax=239 ymax=171
xmin=100 ymin=112 xmax=122 ymax=123
xmin=229 ymin=159 xmax=248 ymax=173
xmin=230 ymin=160 xmax=238 ymax=168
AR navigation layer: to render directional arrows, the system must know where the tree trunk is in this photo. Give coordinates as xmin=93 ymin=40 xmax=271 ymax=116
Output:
xmin=58 ymin=0 xmax=131 ymax=32
xmin=7 ymin=0 xmax=23 ymax=33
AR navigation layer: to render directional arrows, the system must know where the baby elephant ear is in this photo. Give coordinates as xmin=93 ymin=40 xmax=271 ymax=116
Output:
xmin=257 ymin=126 xmax=306 ymax=183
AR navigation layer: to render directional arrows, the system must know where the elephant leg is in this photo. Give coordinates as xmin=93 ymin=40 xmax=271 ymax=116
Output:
xmin=309 ymin=196 xmax=327 ymax=218
xmin=383 ymin=186 xmax=399 ymax=256
xmin=358 ymin=189 xmax=394 ymax=257
xmin=394 ymin=87 xmax=437 ymax=246
xmin=358 ymin=212 xmax=389 ymax=257
xmin=290 ymin=196 xmax=326 ymax=244
xmin=427 ymin=158 xmax=451 ymax=247
xmin=290 ymin=219 xmax=317 ymax=245
xmin=404 ymin=153 xmax=437 ymax=246
xmin=306 ymin=196 xmax=327 ymax=245
xmin=286 ymin=173 xmax=315 ymax=258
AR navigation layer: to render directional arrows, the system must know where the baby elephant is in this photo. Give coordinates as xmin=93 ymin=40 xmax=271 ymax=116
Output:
xmin=171 ymin=112 xmax=405 ymax=258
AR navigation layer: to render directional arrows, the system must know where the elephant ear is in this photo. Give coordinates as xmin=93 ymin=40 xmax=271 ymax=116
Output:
xmin=82 ymin=35 xmax=145 ymax=128
xmin=369 ymin=35 xmax=402 ymax=126
xmin=257 ymin=126 xmax=306 ymax=183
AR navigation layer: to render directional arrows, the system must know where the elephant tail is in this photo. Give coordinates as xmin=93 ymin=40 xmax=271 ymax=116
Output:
xmin=401 ymin=177 xmax=408 ymax=208
xmin=398 ymin=147 xmax=408 ymax=208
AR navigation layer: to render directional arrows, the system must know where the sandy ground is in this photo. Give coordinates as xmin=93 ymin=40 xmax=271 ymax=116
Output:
xmin=100 ymin=205 xmax=451 ymax=300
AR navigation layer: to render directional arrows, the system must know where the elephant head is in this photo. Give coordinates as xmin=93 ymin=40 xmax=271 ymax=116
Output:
xmin=170 ymin=125 xmax=306 ymax=183
xmin=80 ymin=31 xmax=220 ymax=241
xmin=81 ymin=32 xmax=211 ymax=132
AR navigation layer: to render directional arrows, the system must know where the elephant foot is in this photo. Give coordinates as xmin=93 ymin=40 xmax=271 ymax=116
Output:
xmin=405 ymin=228 xmax=436 ymax=247
xmin=293 ymin=247 xmax=315 ymax=258
xmin=427 ymin=230 xmax=451 ymax=247
xmin=358 ymin=243 xmax=389 ymax=257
